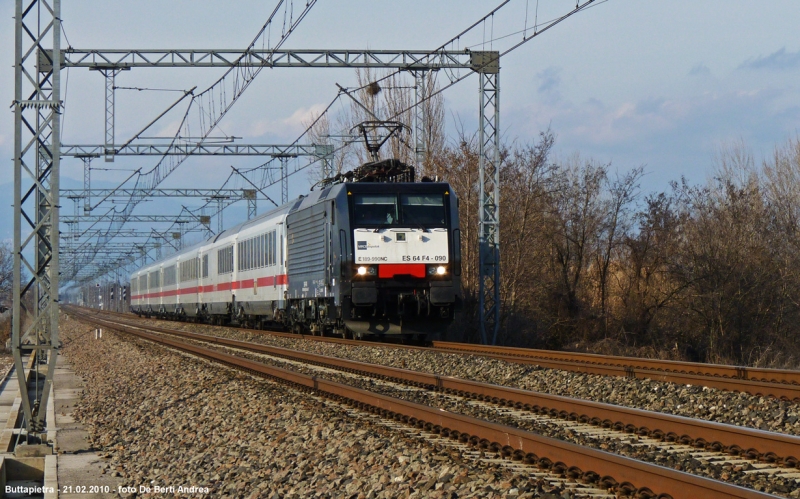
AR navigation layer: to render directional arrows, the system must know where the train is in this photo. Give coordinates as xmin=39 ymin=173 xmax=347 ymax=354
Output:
xmin=129 ymin=159 xmax=462 ymax=340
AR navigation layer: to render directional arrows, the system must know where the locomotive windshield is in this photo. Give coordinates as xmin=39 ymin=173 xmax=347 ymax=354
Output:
xmin=400 ymin=194 xmax=445 ymax=225
xmin=354 ymin=194 xmax=398 ymax=224
xmin=353 ymin=192 xmax=446 ymax=227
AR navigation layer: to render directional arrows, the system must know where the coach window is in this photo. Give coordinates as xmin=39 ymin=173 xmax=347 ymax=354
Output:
xmin=354 ymin=194 xmax=397 ymax=225
xmin=254 ymin=237 xmax=259 ymax=268
xmin=267 ymin=231 xmax=272 ymax=266
xmin=400 ymin=194 xmax=446 ymax=226
xmin=272 ymin=231 xmax=277 ymax=265
xmin=266 ymin=232 xmax=271 ymax=266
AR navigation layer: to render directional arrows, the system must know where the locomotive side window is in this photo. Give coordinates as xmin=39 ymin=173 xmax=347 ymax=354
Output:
xmin=354 ymin=194 xmax=397 ymax=225
xmin=400 ymin=194 xmax=446 ymax=226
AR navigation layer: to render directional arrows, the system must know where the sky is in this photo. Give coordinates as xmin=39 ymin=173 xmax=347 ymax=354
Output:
xmin=1 ymin=0 xmax=799 ymax=274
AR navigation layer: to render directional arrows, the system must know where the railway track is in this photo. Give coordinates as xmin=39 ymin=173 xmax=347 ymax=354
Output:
xmin=430 ymin=342 xmax=800 ymax=400
xmin=69 ymin=308 xmax=793 ymax=498
xmin=69 ymin=306 xmax=800 ymax=402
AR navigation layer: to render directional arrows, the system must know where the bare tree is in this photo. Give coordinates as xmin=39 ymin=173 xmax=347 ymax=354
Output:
xmin=544 ymin=155 xmax=607 ymax=343
xmin=498 ymin=131 xmax=555 ymax=344
xmin=439 ymin=128 xmax=481 ymax=342
xmin=0 ymin=242 xmax=14 ymax=301
xmin=593 ymin=167 xmax=643 ymax=337
xmin=305 ymin=68 xmax=446 ymax=179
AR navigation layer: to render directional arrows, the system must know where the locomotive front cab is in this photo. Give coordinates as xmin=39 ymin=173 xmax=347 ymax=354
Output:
xmin=344 ymin=183 xmax=461 ymax=338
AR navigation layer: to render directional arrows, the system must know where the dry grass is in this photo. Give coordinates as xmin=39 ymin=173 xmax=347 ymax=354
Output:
xmin=0 ymin=318 xmax=8 ymax=347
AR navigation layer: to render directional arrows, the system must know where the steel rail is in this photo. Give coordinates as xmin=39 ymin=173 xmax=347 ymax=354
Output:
xmin=72 ymin=313 xmax=777 ymax=499
xmin=431 ymin=341 xmax=800 ymax=386
xmin=69 ymin=309 xmax=800 ymax=470
xmin=66 ymin=306 xmax=800 ymax=401
xmin=437 ymin=351 xmax=800 ymax=403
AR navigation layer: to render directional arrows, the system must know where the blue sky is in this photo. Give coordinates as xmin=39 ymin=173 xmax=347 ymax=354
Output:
xmin=2 ymin=1 xmax=799 ymax=250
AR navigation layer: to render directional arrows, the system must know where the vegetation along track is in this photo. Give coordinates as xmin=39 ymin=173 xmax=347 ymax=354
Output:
xmin=73 ymin=306 xmax=800 ymax=402
xmin=68 ymin=307 xmax=794 ymax=498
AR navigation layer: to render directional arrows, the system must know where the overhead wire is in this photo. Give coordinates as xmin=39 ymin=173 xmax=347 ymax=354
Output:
xmin=233 ymin=0 xmax=517 ymax=194
xmin=466 ymin=0 xmax=609 ymax=49
xmin=70 ymin=0 xmax=319 ymax=282
xmin=58 ymin=18 xmax=71 ymax=142
xmin=230 ymin=0 xmax=603 ymax=213
xmin=114 ymin=86 xmax=189 ymax=92
xmin=80 ymin=0 xmax=605 ymax=282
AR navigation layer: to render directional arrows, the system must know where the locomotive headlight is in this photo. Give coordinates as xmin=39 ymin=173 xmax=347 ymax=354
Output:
xmin=428 ymin=265 xmax=448 ymax=276
xmin=356 ymin=266 xmax=377 ymax=276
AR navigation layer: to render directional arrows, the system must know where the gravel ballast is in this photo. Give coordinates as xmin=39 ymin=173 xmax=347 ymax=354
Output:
xmin=128 ymin=316 xmax=800 ymax=437
xmin=145 ymin=333 xmax=798 ymax=497
xmin=61 ymin=314 xmax=585 ymax=498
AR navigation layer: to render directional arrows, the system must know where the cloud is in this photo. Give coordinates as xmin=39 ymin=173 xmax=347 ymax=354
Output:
xmin=247 ymin=103 xmax=328 ymax=138
xmin=513 ymin=84 xmax=789 ymax=151
xmin=284 ymin=104 xmax=328 ymax=129
xmin=153 ymin=119 xmax=183 ymax=138
xmin=688 ymin=64 xmax=711 ymax=77
xmin=537 ymin=67 xmax=562 ymax=95
xmin=739 ymin=47 xmax=800 ymax=71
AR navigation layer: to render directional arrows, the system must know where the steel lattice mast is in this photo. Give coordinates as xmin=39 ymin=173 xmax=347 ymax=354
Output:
xmin=475 ymin=53 xmax=501 ymax=346
xmin=13 ymin=0 xmax=61 ymax=438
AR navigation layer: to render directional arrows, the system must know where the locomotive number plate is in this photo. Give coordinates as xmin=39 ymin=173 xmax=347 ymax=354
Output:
xmin=353 ymin=228 xmax=449 ymax=264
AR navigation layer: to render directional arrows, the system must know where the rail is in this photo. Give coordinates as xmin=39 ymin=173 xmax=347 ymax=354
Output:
xmin=70 ymin=312 xmax=778 ymax=499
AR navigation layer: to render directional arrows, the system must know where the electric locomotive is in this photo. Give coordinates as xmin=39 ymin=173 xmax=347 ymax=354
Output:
xmin=130 ymin=158 xmax=461 ymax=340
xmin=286 ymin=159 xmax=461 ymax=339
